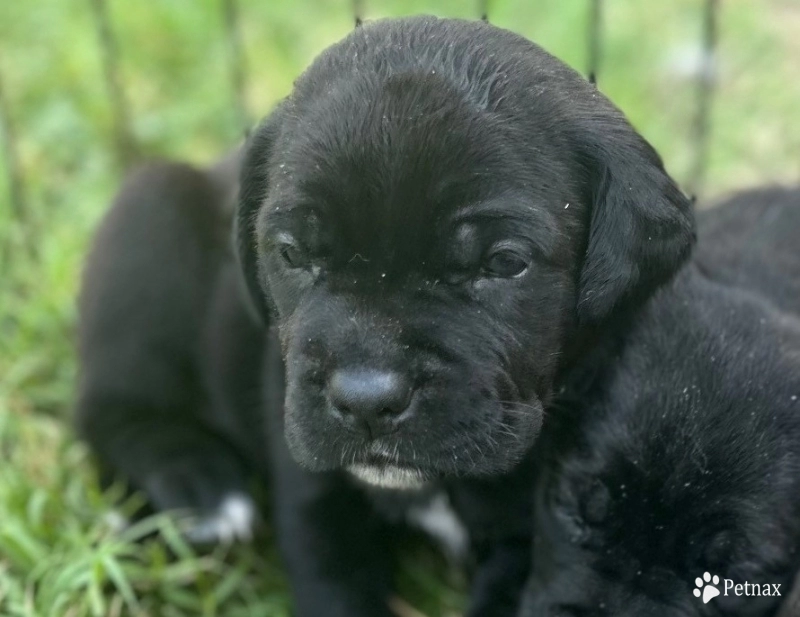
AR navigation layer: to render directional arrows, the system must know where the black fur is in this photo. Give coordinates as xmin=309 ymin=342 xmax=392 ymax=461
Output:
xmin=522 ymin=187 xmax=800 ymax=617
xmin=77 ymin=16 xmax=693 ymax=617
xmin=235 ymin=15 xmax=691 ymax=617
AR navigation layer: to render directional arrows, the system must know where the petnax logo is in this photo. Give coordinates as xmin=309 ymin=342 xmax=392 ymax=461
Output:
xmin=694 ymin=572 xmax=720 ymax=604
xmin=692 ymin=571 xmax=781 ymax=605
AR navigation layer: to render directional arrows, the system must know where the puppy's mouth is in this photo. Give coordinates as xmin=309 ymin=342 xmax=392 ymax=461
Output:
xmin=347 ymin=462 xmax=427 ymax=490
xmin=346 ymin=446 xmax=430 ymax=490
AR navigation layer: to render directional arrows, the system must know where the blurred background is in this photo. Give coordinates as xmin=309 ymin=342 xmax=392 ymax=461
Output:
xmin=1 ymin=1 xmax=798 ymax=615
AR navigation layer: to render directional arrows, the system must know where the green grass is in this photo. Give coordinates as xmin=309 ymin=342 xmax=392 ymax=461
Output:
xmin=0 ymin=411 xmax=289 ymax=617
xmin=0 ymin=409 xmax=464 ymax=617
xmin=1 ymin=0 xmax=799 ymax=615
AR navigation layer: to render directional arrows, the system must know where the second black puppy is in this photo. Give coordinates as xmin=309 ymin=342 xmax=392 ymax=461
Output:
xmin=523 ymin=187 xmax=800 ymax=616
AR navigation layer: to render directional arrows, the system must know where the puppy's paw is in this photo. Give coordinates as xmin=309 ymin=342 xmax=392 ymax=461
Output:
xmin=184 ymin=492 xmax=258 ymax=545
xmin=142 ymin=455 xmax=258 ymax=545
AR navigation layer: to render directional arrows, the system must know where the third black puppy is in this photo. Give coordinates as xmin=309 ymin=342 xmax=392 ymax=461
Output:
xmin=523 ymin=187 xmax=800 ymax=616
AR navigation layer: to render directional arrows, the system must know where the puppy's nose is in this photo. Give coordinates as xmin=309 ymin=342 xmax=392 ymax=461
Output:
xmin=328 ymin=369 xmax=414 ymax=438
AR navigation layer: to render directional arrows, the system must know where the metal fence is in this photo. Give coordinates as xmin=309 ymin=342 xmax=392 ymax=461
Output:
xmin=0 ymin=0 xmax=721 ymax=229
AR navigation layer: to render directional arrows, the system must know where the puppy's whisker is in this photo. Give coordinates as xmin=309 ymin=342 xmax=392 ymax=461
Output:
xmin=499 ymin=400 xmax=541 ymax=415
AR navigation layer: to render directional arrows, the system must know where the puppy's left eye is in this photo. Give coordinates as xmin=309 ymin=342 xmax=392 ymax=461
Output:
xmin=483 ymin=250 xmax=529 ymax=278
xmin=279 ymin=243 xmax=309 ymax=269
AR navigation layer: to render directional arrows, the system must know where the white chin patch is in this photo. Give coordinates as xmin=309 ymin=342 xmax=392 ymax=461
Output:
xmin=185 ymin=492 xmax=258 ymax=545
xmin=347 ymin=464 xmax=426 ymax=490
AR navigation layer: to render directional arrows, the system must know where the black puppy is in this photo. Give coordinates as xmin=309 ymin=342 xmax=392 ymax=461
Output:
xmin=76 ymin=149 xmax=273 ymax=543
xmin=522 ymin=187 xmax=800 ymax=616
xmin=235 ymin=15 xmax=693 ymax=617
xmin=78 ymin=16 xmax=693 ymax=617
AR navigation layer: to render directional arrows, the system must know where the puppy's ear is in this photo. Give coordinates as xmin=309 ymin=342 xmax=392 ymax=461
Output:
xmin=575 ymin=115 xmax=695 ymax=323
xmin=235 ymin=108 xmax=285 ymax=323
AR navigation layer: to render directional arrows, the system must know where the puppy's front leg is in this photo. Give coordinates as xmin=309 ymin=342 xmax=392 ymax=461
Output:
xmin=80 ymin=401 xmax=258 ymax=543
xmin=270 ymin=441 xmax=395 ymax=616
xmin=466 ymin=539 xmax=531 ymax=617
xmin=450 ymin=461 xmax=534 ymax=617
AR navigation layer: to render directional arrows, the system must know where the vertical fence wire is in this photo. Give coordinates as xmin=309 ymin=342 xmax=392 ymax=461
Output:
xmin=479 ymin=0 xmax=489 ymax=22
xmin=353 ymin=0 xmax=364 ymax=27
xmin=222 ymin=0 xmax=250 ymax=134
xmin=688 ymin=0 xmax=719 ymax=198
xmin=587 ymin=0 xmax=603 ymax=84
xmin=89 ymin=0 xmax=138 ymax=169
xmin=0 ymin=67 xmax=27 ymax=225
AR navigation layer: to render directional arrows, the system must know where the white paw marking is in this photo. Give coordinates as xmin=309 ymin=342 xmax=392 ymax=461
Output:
xmin=102 ymin=509 xmax=130 ymax=534
xmin=186 ymin=492 xmax=257 ymax=544
xmin=347 ymin=464 xmax=426 ymax=490
xmin=407 ymin=493 xmax=469 ymax=560
xmin=694 ymin=572 xmax=721 ymax=604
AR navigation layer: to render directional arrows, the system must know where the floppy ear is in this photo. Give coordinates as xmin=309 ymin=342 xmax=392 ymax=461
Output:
xmin=234 ymin=108 xmax=285 ymax=323
xmin=575 ymin=116 xmax=695 ymax=324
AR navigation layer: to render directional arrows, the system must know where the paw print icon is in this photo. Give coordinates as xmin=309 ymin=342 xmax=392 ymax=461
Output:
xmin=694 ymin=572 xmax=721 ymax=604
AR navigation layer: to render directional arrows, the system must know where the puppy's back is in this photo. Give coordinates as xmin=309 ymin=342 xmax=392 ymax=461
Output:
xmin=697 ymin=186 xmax=800 ymax=315
xmin=76 ymin=161 xmax=231 ymax=461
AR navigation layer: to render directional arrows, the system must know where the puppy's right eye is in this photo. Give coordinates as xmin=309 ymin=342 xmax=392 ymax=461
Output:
xmin=483 ymin=250 xmax=529 ymax=278
xmin=279 ymin=243 xmax=309 ymax=269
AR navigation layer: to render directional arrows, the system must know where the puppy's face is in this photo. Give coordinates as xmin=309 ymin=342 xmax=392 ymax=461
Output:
xmin=237 ymin=17 xmax=693 ymax=488
xmin=261 ymin=77 xmax=580 ymax=486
